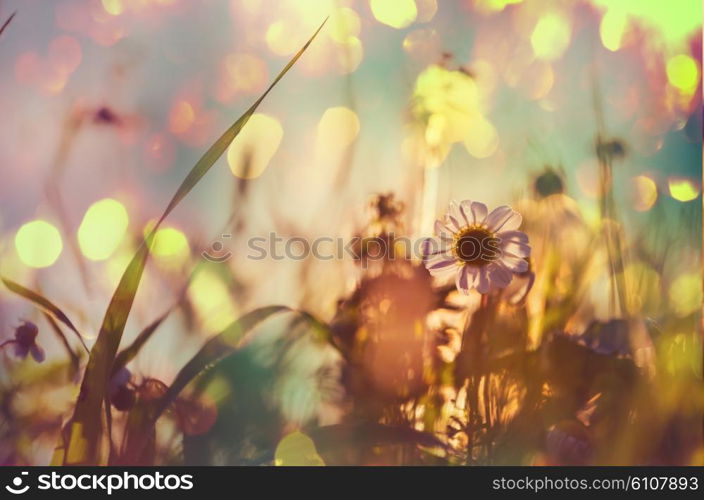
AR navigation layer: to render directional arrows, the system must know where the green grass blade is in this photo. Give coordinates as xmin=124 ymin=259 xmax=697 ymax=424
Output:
xmin=63 ymin=20 xmax=326 ymax=465
xmin=156 ymin=18 xmax=327 ymax=225
xmin=43 ymin=311 xmax=80 ymax=373
xmin=153 ymin=305 xmax=290 ymax=419
xmin=111 ymin=307 xmax=173 ymax=377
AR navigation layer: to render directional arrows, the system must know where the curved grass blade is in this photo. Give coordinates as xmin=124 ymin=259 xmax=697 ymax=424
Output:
xmin=0 ymin=12 xmax=16 ymax=39
xmin=43 ymin=312 xmax=80 ymax=375
xmin=129 ymin=306 xmax=333 ymax=461
xmin=2 ymin=278 xmax=88 ymax=352
xmin=111 ymin=307 xmax=173 ymax=377
xmin=153 ymin=305 xmax=290 ymax=419
xmin=62 ymin=20 xmax=327 ymax=465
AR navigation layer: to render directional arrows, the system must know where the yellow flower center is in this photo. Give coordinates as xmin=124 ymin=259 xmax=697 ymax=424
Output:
xmin=453 ymin=226 xmax=501 ymax=266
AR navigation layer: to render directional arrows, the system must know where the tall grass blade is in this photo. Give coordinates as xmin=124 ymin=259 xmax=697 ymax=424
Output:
xmin=153 ymin=305 xmax=289 ymax=419
xmin=61 ymin=20 xmax=326 ymax=465
xmin=111 ymin=307 xmax=173 ymax=377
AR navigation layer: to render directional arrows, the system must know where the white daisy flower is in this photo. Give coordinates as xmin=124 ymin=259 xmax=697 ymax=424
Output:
xmin=422 ymin=200 xmax=531 ymax=294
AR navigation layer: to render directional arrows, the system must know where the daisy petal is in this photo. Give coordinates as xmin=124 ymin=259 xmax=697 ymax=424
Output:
xmin=434 ymin=220 xmax=456 ymax=241
xmin=476 ymin=266 xmax=491 ymax=294
xmin=460 ymin=200 xmax=488 ymax=226
xmin=500 ymin=212 xmax=522 ymax=231
xmin=446 ymin=201 xmax=464 ymax=231
xmin=428 ymin=264 xmax=457 ymax=278
xmin=499 ymin=254 xmax=529 ymax=273
xmin=501 ymin=240 xmax=531 ymax=258
xmin=429 ymin=259 xmax=456 ymax=271
xmin=421 ymin=237 xmax=451 ymax=258
xmin=496 ymin=230 xmax=529 ymax=244
xmin=430 ymin=262 xmax=459 ymax=280
xmin=489 ymin=264 xmax=513 ymax=288
xmin=466 ymin=266 xmax=479 ymax=286
xmin=425 ymin=254 xmax=457 ymax=274
xmin=455 ymin=265 xmax=471 ymax=294
xmin=486 ymin=206 xmax=522 ymax=232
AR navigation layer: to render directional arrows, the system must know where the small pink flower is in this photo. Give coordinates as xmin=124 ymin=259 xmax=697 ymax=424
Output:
xmin=1 ymin=321 xmax=45 ymax=362
xmin=422 ymin=200 xmax=531 ymax=294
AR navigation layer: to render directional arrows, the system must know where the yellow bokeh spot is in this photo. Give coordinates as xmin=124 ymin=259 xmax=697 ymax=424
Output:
xmin=592 ymin=0 xmax=701 ymax=50
xmin=77 ymin=198 xmax=129 ymax=261
xmin=666 ymin=54 xmax=699 ymax=92
xmin=632 ymin=175 xmax=658 ymax=211
xmin=227 ymin=113 xmax=283 ymax=179
xmin=15 ymin=220 xmax=63 ymax=268
xmin=149 ymin=226 xmax=190 ymax=266
xmin=463 ymin=118 xmax=499 ymax=159
xmin=473 ymin=0 xmax=522 ymax=13
xmin=424 ymin=113 xmax=448 ymax=148
xmin=668 ymin=273 xmax=701 ymax=317
xmin=370 ymin=0 xmax=417 ymax=29
xmin=600 ymin=9 xmax=627 ymax=51
xmin=265 ymin=20 xmax=310 ymax=57
xmin=315 ymin=107 xmax=360 ymax=162
xmin=334 ymin=35 xmax=364 ymax=74
xmin=413 ymin=65 xmax=480 ymax=144
xmin=668 ymin=177 xmax=700 ymax=201
xmin=101 ymin=0 xmax=123 ymax=16
xmin=188 ymin=268 xmax=238 ymax=333
xmin=274 ymin=431 xmax=325 ymax=466
xmin=531 ymin=13 xmax=571 ymax=61
xmin=329 ymin=7 xmax=361 ymax=43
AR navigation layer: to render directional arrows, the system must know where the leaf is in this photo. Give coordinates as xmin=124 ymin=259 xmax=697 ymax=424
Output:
xmin=42 ymin=312 xmax=80 ymax=374
xmin=0 ymin=12 xmax=16 ymax=39
xmin=112 ymin=266 xmax=196 ymax=376
xmin=153 ymin=305 xmax=290 ymax=420
xmin=2 ymin=278 xmax=88 ymax=352
xmin=125 ymin=306 xmax=289 ymax=463
xmin=61 ymin=20 xmax=327 ymax=465
xmin=111 ymin=307 xmax=173 ymax=377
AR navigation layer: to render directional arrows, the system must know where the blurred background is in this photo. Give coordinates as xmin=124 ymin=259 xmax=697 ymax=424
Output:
xmin=0 ymin=0 xmax=701 ymax=465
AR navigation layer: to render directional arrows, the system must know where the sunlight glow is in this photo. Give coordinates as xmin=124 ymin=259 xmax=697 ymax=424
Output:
xmin=631 ymin=176 xmax=658 ymax=211
xmin=77 ymin=198 xmax=129 ymax=261
xmin=227 ymin=113 xmax=283 ymax=179
xmin=666 ymin=54 xmax=700 ymax=92
xmin=463 ymin=118 xmax=499 ymax=159
xmin=668 ymin=177 xmax=700 ymax=202
xmin=15 ymin=220 xmax=63 ymax=268
xmin=315 ymin=107 xmax=360 ymax=162
xmin=275 ymin=431 xmax=325 ymax=466
xmin=600 ymin=9 xmax=627 ymax=52
xmin=370 ymin=0 xmax=417 ymax=29
xmin=188 ymin=269 xmax=238 ymax=334
xmin=150 ymin=227 xmax=190 ymax=266
xmin=531 ymin=13 xmax=571 ymax=61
